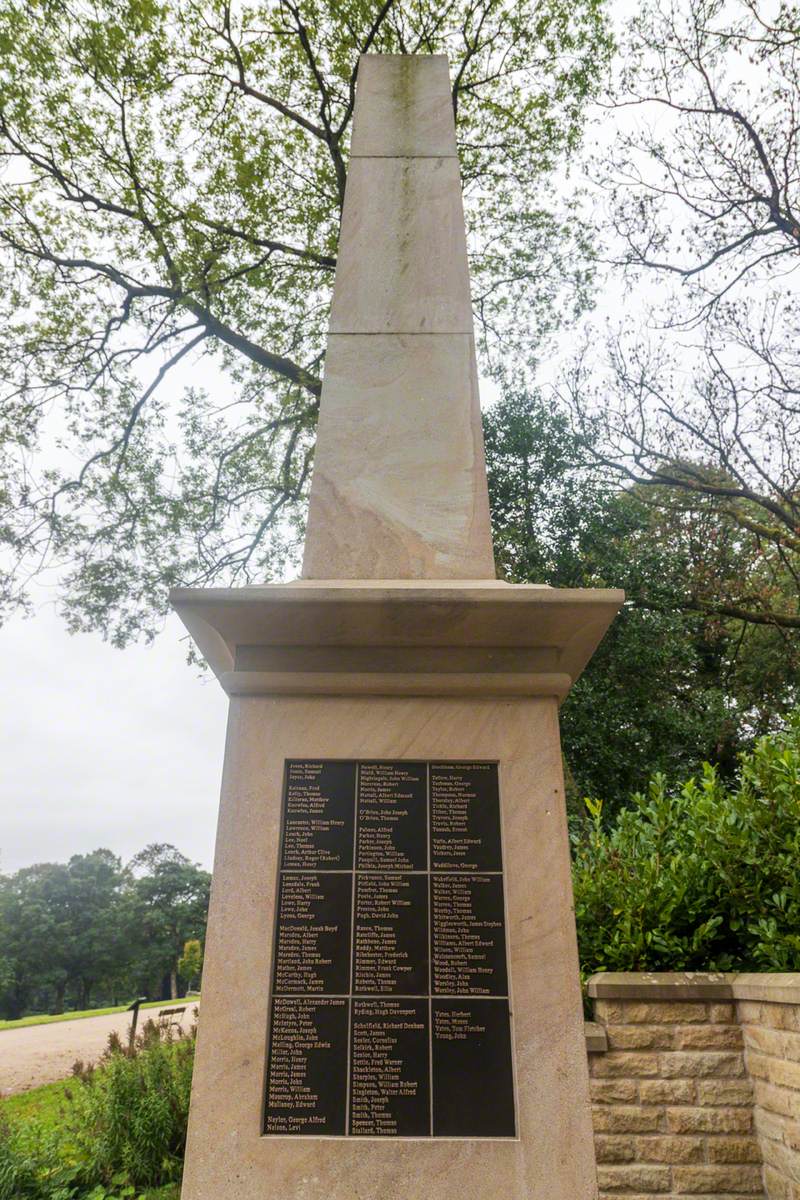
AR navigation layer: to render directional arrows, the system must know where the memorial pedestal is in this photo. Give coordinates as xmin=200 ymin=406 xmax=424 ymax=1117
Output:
xmin=173 ymin=579 xmax=622 ymax=1200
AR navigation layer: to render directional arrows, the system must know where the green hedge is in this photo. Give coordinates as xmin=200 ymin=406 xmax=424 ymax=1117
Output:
xmin=572 ymin=712 xmax=800 ymax=976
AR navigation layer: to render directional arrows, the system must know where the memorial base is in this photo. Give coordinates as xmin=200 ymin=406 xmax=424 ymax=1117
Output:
xmin=172 ymin=581 xmax=622 ymax=1200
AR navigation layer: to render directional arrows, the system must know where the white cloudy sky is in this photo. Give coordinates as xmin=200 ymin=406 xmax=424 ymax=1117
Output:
xmin=0 ymin=601 xmax=228 ymax=873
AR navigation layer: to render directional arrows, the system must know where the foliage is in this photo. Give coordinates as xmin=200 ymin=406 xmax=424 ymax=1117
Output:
xmin=565 ymin=0 xmax=800 ymax=632
xmin=484 ymin=386 xmax=799 ymax=808
xmin=70 ymin=1021 xmax=195 ymax=1190
xmin=0 ymin=999 xmax=175 ymax=1033
xmin=0 ymin=0 xmax=612 ymax=643
xmin=0 ymin=1023 xmax=194 ymax=1200
xmin=0 ymin=851 xmax=129 ymax=1019
xmin=126 ymin=847 xmax=209 ymax=1001
xmin=0 ymin=1120 xmax=48 ymax=1200
xmin=573 ymin=713 xmax=800 ymax=976
xmin=0 ymin=844 xmax=209 ymax=1020
xmin=176 ymin=941 xmax=202 ymax=990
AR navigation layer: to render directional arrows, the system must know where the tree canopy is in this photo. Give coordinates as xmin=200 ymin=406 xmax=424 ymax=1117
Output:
xmin=0 ymin=843 xmax=209 ymax=1019
xmin=565 ymin=0 xmax=800 ymax=633
xmin=485 ymin=386 xmax=799 ymax=807
xmin=0 ymin=0 xmax=611 ymax=642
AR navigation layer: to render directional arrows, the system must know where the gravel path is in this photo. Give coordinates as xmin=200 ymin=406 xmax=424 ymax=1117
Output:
xmin=0 ymin=1003 xmax=199 ymax=1095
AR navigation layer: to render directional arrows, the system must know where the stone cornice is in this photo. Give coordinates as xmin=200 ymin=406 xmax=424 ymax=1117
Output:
xmin=170 ymin=579 xmax=624 ymax=699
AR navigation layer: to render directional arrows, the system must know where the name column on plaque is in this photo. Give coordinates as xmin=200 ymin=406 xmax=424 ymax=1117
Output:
xmin=265 ymin=760 xmax=515 ymax=1139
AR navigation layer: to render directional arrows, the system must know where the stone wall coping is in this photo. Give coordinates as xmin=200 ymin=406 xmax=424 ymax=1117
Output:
xmin=587 ymin=971 xmax=800 ymax=1004
xmin=583 ymin=1021 xmax=608 ymax=1052
xmin=733 ymin=972 xmax=800 ymax=1004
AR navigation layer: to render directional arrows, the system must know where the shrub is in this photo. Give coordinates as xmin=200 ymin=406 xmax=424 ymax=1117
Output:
xmin=572 ymin=712 xmax=800 ymax=977
xmin=0 ymin=1018 xmax=195 ymax=1200
xmin=0 ymin=1121 xmax=44 ymax=1200
xmin=69 ymin=1020 xmax=195 ymax=1191
xmin=0 ymin=1118 xmax=82 ymax=1200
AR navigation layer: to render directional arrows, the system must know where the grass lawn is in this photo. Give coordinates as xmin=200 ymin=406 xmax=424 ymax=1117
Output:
xmin=1 ymin=1076 xmax=75 ymax=1129
xmin=0 ymin=1078 xmax=182 ymax=1199
xmin=0 ymin=996 xmax=199 ymax=1032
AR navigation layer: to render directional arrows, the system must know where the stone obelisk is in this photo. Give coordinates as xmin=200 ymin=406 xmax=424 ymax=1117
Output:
xmin=173 ymin=54 xmax=621 ymax=1200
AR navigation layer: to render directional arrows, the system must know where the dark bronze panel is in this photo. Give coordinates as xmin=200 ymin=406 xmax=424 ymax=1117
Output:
xmin=432 ymin=999 xmax=516 ymax=1137
xmin=264 ymin=760 xmax=515 ymax=1140
xmin=356 ymin=761 xmax=427 ymax=870
xmin=431 ymin=873 xmax=508 ymax=997
xmin=429 ymin=761 xmax=503 ymax=871
xmin=281 ymin=760 xmax=356 ymax=870
xmin=349 ymin=999 xmax=430 ymax=1136
xmin=264 ymin=997 xmax=349 ymax=1135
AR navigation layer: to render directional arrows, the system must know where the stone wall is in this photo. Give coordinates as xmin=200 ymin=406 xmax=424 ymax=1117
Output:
xmin=586 ymin=974 xmax=800 ymax=1199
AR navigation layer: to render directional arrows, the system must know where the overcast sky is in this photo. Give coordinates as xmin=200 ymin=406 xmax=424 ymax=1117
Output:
xmin=0 ymin=600 xmax=228 ymax=874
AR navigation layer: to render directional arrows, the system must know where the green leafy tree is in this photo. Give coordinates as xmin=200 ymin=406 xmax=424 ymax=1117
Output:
xmin=565 ymin=0 xmax=800 ymax=632
xmin=0 ymin=863 xmax=66 ymax=1019
xmin=0 ymin=843 xmax=209 ymax=1019
xmin=485 ymin=387 xmax=800 ymax=808
xmin=127 ymin=844 xmax=210 ymax=999
xmin=0 ymin=0 xmax=611 ymax=643
xmin=54 ymin=850 xmax=130 ymax=1009
xmin=178 ymin=937 xmax=203 ymax=990
xmin=0 ymin=851 xmax=128 ymax=1017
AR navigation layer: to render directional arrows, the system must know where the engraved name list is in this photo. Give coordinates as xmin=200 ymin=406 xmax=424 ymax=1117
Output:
xmin=264 ymin=760 xmax=516 ymax=1139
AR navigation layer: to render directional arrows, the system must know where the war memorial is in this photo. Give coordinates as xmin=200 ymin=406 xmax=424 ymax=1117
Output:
xmin=173 ymin=53 xmax=623 ymax=1200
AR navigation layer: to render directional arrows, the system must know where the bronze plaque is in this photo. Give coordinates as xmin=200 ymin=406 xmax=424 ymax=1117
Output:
xmin=264 ymin=760 xmax=515 ymax=1138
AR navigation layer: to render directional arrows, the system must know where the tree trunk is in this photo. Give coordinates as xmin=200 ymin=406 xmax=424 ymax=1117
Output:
xmin=55 ymin=980 xmax=66 ymax=1015
xmin=170 ymin=968 xmax=178 ymax=1000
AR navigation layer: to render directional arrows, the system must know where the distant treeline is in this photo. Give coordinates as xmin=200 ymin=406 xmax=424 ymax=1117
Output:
xmin=0 ymin=843 xmax=209 ymax=1020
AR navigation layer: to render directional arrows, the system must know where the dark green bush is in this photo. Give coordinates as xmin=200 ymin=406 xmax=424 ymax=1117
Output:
xmin=573 ymin=713 xmax=800 ymax=977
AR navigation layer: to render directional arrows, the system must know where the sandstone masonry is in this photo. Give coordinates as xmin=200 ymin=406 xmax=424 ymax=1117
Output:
xmin=587 ymin=973 xmax=800 ymax=1199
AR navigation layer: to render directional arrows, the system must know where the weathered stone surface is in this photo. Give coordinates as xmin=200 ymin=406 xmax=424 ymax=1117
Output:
xmin=706 ymin=1137 xmax=763 ymax=1163
xmin=588 ymin=975 xmax=800 ymax=1198
xmin=608 ymin=1025 xmax=674 ymax=1050
xmin=592 ymin=1105 xmax=665 ymax=1133
xmin=596 ymin=1164 xmax=672 ymax=1191
xmin=591 ymin=1051 xmax=661 ymax=1078
xmin=180 ymin=695 xmax=598 ymax=1200
xmin=744 ymin=1027 xmax=800 ymax=1063
xmin=749 ymin=1052 xmax=800 ymax=1092
xmin=350 ymin=54 xmax=457 ymax=158
xmin=587 ymin=974 xmax=731 ymax=1002
xmin=635 ymin=1135 xmax=705 ymax=1164
xmin=329 ymin=156 xmax=472 ymax=334
xmin=755 ymin=1079 xmax=800 ymax=1121
xmin=607 ymin=1000 xmax=712 ymax=1024
xmin=671 ymin=1164 xmax=764 ymax=1193
xmin=674 ymin=1024 xmax=743 ymax=1050
xmin=303 ymin=334 xmax=493 ymax=579
xmin=640 ymin=1079 xmax=697 ymax=1106
xmin=304 ymin=51 xmax=493 ymax=581
xmin=697 ymin=1079 xmax=754 ymax=1106
xmin=666 ymin=1106 xmax=752 ymax=1134
xmin=660 ymin=1051 xmax=745 ymax=1079
xmin=592 ymin=1078 xmax=640 ymax=1104
xmin=595 ymin=1134 xmax=636 ymax=1162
